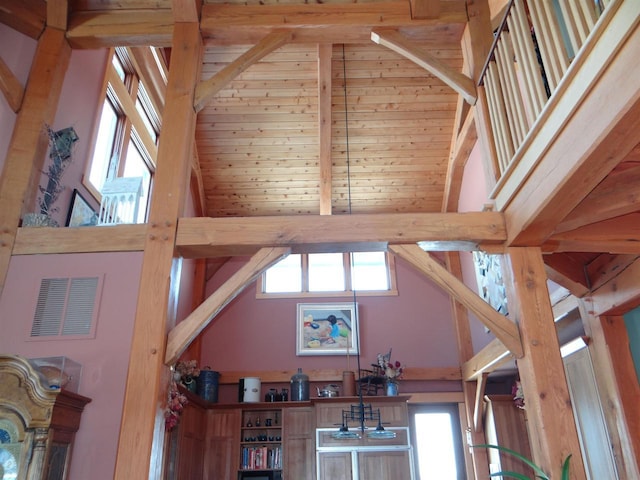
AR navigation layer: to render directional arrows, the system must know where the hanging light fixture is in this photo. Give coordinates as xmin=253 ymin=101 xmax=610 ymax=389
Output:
xmin=331 ymin=45 xmax=395 ymax=441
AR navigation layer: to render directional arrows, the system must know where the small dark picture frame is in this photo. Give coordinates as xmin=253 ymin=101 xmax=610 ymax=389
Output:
xmin=66 ymin=189 xmax=98 ymax=227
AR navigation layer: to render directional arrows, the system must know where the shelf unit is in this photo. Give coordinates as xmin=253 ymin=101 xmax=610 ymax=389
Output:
xmin=239 ymin=408 xmax=284 ymax=479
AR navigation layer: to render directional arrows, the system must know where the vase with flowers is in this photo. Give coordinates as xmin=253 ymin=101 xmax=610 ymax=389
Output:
xmin=377 ymin=351 xmax=404 ymax=396
xmin=175 ymin=359 xmax=200 ymax=393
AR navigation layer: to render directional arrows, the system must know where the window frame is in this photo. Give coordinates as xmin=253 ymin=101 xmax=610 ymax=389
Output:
xmin=256 ymin=251 xmax=398 ymax=299
xmin=408 ymin=402 xmax=467 ymax=480
xmin=83 ymin=48 xmax=161 ymax=222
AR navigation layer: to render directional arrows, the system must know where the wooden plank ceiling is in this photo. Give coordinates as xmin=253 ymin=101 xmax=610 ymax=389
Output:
xmin=196 ymin=41 xmax=462 ymax=217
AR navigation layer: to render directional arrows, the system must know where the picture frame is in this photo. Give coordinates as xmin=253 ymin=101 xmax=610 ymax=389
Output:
xmin=473 ymin=251 xmax=508 ymax=316
xmin=66 ymin=189 xmax=98 ymax=227
xmin=296 ymin=302 xmax=359 ymax=356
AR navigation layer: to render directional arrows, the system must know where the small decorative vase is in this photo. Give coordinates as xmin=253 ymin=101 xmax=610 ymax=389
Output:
xmin=386 ymin=381 xmax=399 ymax=396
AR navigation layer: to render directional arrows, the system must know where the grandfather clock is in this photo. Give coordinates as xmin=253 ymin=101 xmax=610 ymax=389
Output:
xmin=0 ymin=354 xmax=91 ymax=480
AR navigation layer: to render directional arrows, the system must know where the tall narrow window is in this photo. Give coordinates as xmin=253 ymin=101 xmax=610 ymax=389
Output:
xmin=84 ymin=47 xmax=164 ymax=223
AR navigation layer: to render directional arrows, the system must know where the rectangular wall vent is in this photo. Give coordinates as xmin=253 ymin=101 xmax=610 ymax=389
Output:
xmin=30 ymin=276 xmax=101 ymax=339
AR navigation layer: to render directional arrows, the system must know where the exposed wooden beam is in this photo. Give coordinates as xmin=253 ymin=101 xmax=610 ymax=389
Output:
xmin=63 ymin=1 xmax=466 ymax=48
xmin=200 ymin=1 xmax=467 ymax=45
xmin=553 ymin=157 xmax=640 ymax=234
xmin=495 ymin=2 xmax=640 ymax=245
xmin=194 ymin=30 xmax=292 ymax=112
xmin=410 ymin=0 xmax=441 ymax=19
xmin=12 ymin=225 xmax=147 ymax=254
xmin=442 ymin=110 xmax=477 ymax=212
xmin=172 ymin=0 xmax=201 ymax=23
xmin=461 ymin=338 xmax=513 ymax=381
xmin=0 ymin=54 xmax=24 ymax=112
xmin=544 ymin=253 xmax=589 ymax=298
xmin=0 ymin=0 xmax=46 ymax=39
xmin=505 ymin=247 xmax=586 ymax=478
xmin=590 ymin=256 xmax=640 ymax=316
xmin=473 ymin=373 xmax=488 ymax=432
xmin=587 ymin=253 xmax=640 ymax=292
xmin=175 ymin=212 xmax=506 ymax=258
xmin=114 ymin=22 xmax=202 ymax=480
xmin=371 ymin=29 xmax=476 ymax=105
xmin=390 ymin=244 xmax=523 ymax=358
xmin=318 ymin=43 xmax=332 ymax=215
xmin=46 ymin=0 xmax=67 ymax=30
xmin=165 ymin=247 xmax=291 ymax=365
xmin=0 ymin=27 xmax=70 ymax=297
xmin=66 ymin=9 xmax=174 ymax=49
xmin=543 ymin=213 xmax=640 ymax=254
xmin=190 ymin=146 xmax=206 ymax=217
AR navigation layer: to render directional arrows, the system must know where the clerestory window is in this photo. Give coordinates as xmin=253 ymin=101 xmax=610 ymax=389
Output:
xmin=84 ymin=48 xmax=163 ymax=223
xmin=257 ymin=251 xmax=397 ymax=298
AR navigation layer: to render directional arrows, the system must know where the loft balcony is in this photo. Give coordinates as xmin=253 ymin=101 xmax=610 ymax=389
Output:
xmin=479 ymin=0 xmax=640 ymax=249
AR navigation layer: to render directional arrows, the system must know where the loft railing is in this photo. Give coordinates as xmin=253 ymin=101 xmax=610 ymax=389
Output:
xmin=97 ymin=177 xmax=143 ymax=225
xmin=479 ymin=0 xmax=611 ymax=175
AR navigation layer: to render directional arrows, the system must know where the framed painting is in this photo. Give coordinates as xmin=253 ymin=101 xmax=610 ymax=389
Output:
xmin=473 ymin=250 xmax=509 ymax=316
xmin=65 ymin=189 xmax=98 ymax=227
xmin=296 ymin=302 xmax=359 ymax=356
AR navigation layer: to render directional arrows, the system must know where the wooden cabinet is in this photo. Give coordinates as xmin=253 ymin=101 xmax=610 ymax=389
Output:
xmin=206 ymin=407 xmax=241 ymax=480
xmin=359 ymin=450 xmax=412 ymax=480
xmin=315 ymin=397 xmax=414 ymax=480
xmin=172 ymin=401 xmax=208 ymax=479
xmin=283 ymin=406 xmax=315 ymax=479
xmin=484 ymin=395 xmax=533 ymax=478
xmin=0 ymin=355 xmax=90 ymax=480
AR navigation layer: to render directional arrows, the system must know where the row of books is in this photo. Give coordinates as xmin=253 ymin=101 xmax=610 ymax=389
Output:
xmin=240 ymin=446 xmax=282 ymax=470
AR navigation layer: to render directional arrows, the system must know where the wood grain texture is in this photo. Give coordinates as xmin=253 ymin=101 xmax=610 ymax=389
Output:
xmin=113 ymin=22 xmax=202 ymax=480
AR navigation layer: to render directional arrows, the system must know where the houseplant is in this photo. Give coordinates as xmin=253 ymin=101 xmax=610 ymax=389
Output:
xmin=473 ymin=444 xmax=572 ymax=480
xmin=23 ymin=125 xmax=79 ymax=227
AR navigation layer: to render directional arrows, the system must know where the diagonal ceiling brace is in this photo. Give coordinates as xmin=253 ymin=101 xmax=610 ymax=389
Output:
xmin=194 ymin=30 xmax=293 ymax=112
xmin=371 ymin=29 xmax=477 ymax=105
xmin=165 ymin=246 xmax=291 ymax=364
xmin=0 ymin=55 xmax=25 ymax=112
xmin=389 ymin=244 xmax=523 ymax=358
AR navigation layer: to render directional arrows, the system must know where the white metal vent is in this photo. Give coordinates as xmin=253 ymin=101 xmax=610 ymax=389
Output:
xmin=30 ymin=276 xmax=101 ymax=339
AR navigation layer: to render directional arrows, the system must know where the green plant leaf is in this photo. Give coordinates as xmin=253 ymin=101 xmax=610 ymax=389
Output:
xmin=489 ymin=470 xmax=532 ymax=480
xmin=561 ymin=454 xmax=572 ymax=480
xmin=472 ymin=444 xmax=549 ymax=480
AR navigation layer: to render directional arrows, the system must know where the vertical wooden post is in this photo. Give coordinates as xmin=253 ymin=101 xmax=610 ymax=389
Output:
xmin=318 ymin=43 xmax=333 ymax=215
xmin=445 ymin=252 xmax=490 ymax=480
xmin=463 ymin=0 xmax=501 ymax=188
xmin=504 ymin=247 xmax=586 ymax=479
xmin=0 ymin=27 xmax=71 ymax=297
xmin=113 ymin=22 xmax=202 ymax=480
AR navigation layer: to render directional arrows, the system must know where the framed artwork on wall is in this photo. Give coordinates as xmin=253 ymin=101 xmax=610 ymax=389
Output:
xmin=296 ymin=302 xmax=359 ymax=356
xmin=473 ymin=251 xmax=509 ymax=316
xmin=66 ymin=189 xmax=98 ymax=227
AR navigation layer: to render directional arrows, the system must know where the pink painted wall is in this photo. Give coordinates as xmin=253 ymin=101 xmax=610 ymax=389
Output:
xmin=0 ymin=24 xmax=36 ymax=171
xmin=457 ymin=141 xmax=496 ymax=352
xmin=0 ymin=252 xmax=143 ymax=480
xmin=199 ymin=255 xmax=463 ymax=401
